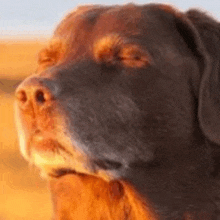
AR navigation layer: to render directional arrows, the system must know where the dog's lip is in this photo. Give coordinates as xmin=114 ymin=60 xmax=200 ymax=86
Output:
xmin=31 ymin=133 xmax=61 ymax=152
xmin=49 ymin=168 xmax=77 ymax=178
xmin=29 ymin=130 xmax=71 ymax=154
xmin=28 ymin=131 xmax=115 ymax=181
xmin=28 ymin=131 xmax=98 ymax=178
xmin=29 ymin=136 xmax=78 ymax=178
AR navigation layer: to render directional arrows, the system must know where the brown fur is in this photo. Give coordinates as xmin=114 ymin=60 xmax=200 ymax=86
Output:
xmin=15 ymin=3 xmax=220 ymax=219
xmin=50 ymin=175 xmax=157 ymax=220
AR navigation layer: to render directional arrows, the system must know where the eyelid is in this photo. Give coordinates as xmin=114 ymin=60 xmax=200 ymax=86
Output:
xmin=119 ymin=45 xmax=148 ymax=60
xmin=38 ymin=39 xmax=66 ymax=65
xmin=39 ymin=57 xmax=53 ymax=63
xmin=38 ymin=49 xmax=50 ymax=64
xmin=93 ymin=34 xmax=150 ymax=67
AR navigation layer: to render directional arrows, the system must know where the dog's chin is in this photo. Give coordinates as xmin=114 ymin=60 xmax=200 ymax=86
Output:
xmin=24 ymin=136 xmax=113 ymax=181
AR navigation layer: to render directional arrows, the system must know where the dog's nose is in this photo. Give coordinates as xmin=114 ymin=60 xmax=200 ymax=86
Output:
xmin=15 ymin=77 xmax=59 ymax=110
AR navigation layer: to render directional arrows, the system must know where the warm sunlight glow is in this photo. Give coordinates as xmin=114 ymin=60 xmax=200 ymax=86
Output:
xmin=0 ymin=39 xmax=52 ymax=220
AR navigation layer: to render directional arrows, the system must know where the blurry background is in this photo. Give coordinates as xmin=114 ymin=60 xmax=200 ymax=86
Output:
xmin=0 ymin=0 xmax=219 ymax=219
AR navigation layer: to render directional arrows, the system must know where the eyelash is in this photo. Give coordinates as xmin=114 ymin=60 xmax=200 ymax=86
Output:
xmin=41 ymin=58 xmax=53 ymax=63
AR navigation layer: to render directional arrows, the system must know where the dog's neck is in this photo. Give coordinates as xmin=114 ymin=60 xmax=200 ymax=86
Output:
xmin=49 ymin=170 xmax=220 ymax=220
xmin=49 ymin=174 xmax=157 ymax=220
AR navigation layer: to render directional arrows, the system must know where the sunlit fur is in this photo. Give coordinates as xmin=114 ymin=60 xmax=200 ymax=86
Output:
xmin=50 ymin=174 xmax=157 ymax=220
xmin=93 ymin=34 xmax=125 ymax=63
xmin=94 ymin=34 xmax=149 ymax=67
xmin=37 ymin=38 xmax=66 ymax=72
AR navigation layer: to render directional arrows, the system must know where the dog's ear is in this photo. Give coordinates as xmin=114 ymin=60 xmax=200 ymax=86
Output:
xmin=187 ymin=11 xmax=220 ymax=145
xmin=175 ymin=9 xmax=220 ymax=145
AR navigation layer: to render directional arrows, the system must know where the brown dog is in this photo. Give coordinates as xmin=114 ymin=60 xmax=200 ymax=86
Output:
xmin=15 ymin=3 xmax=220 ymax=219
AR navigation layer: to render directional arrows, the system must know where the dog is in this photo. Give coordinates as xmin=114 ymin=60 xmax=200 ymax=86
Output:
xmin=15 ymin=3 xmax=220 ymax=219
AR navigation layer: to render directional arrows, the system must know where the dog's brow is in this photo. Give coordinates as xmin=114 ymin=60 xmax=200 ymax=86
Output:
xmin=93 ymin=34 xmax=125 ymax=61
xmin=93 ymin=34 xmax=150 ymax=67
xmin=94 ymin=34 xmax=125 ymax=52
xmin=38 ymin=39 xmax=66 ymax=64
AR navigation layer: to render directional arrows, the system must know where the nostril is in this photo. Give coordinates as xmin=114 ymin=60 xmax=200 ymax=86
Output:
xmin=16 ymin=87 xmax=53 ymax=107
xmin=15 ymin=77 xmax=57 ymax=107
xmin=35 ymin=90 xmax=46 ymax=103
xmin=16 ymin=90 xmax=27 ymax=103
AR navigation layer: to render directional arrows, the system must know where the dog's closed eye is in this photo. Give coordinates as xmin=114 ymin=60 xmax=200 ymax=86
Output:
xmin=93 ymin=34 xmax=149 ymax=68
xmin=37 ymin=39 xmax=66 ymax=70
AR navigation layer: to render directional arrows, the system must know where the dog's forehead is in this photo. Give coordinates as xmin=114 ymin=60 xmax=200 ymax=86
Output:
xmin=54 ymin=4 xmax=177 ymax=41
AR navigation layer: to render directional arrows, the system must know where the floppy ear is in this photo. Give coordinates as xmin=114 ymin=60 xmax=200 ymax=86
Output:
xmin=175 ymin=9 xmax=220 ymax=145
xmin=187 ymin=11 xmax=220 ymax=145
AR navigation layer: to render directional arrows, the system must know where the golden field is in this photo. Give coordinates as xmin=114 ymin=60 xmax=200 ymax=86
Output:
xmin=0 ymin=39 xmax=52 ymax=220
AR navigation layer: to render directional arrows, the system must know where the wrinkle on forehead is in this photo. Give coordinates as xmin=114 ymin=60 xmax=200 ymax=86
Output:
xmin=53 ymin=4 xmax=144 ymax=41
xmin=50 ymin=3 xmax=178 ymax=63
xmin=93 ymin=4 xmax=143 ymax=36
xmin=52 ymin=5 xmax=110 ymax=59
xmin=53 ymin=5 xmax=106 ymax=38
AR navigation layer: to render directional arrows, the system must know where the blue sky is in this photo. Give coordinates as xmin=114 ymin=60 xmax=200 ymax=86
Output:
xmin=1 ymin=0 xmax=220 ymax=38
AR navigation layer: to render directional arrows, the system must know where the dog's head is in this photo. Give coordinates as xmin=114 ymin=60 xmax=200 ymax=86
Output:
xmin=15 ymin=3 xmax=220 ymax=219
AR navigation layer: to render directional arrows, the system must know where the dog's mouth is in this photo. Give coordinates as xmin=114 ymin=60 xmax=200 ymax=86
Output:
xmin=15 ymin=99 xmax=121 ymax=180
xmin=25 ymin=131 xmax=92 ymax=178
xmin=24 ymin=131 xmax=114 ymax=180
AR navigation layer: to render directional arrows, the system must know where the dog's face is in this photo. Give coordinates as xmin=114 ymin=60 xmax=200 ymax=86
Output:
xmin=15 ymin=3 xmax=220 ymax=219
